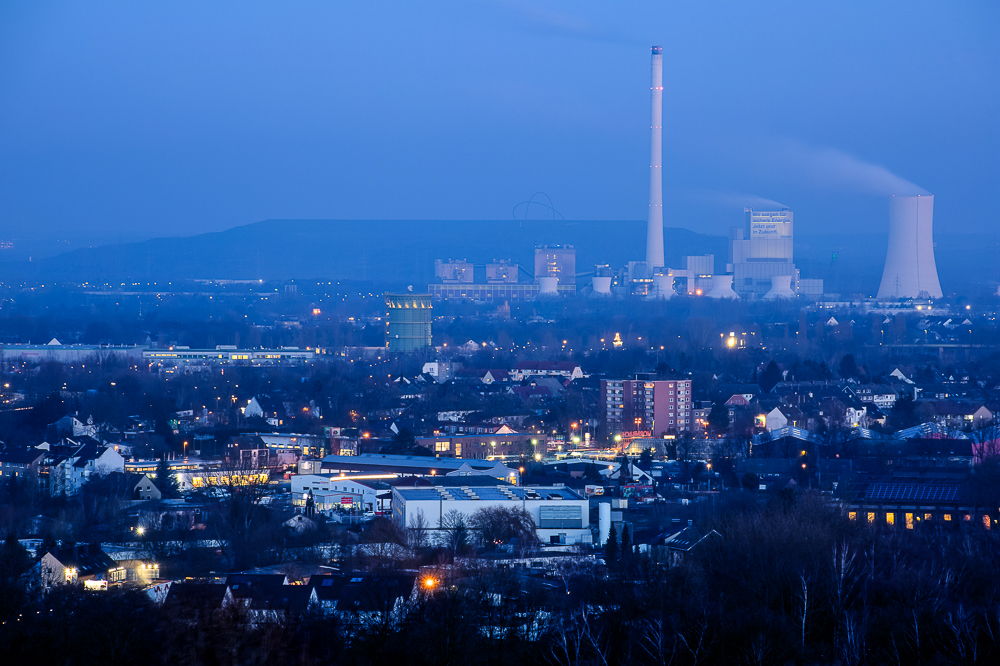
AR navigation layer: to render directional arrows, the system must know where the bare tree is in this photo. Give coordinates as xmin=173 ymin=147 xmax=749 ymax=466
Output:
xmin=940 ymin=605 xmax=981 ymax=666
xmin=407 ymin=509 xmax=430 ymax=550
xmin=203 ymin=456 xmax=275 ymax=570
xmin=640 ymin=616 xmax=678 ymax=666
xmin=438 ymin=510 xmax=469 ymax=556
xmin=797 ymin=572 xmax=810 ymax=651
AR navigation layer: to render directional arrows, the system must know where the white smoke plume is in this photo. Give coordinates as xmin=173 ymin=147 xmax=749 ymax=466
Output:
xmin=778 ymin=138 xmax=928 ymax=196
xmin=686 ymin=189 xmax=788 ymax=211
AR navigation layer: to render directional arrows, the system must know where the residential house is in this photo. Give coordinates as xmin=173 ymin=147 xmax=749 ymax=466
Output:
xmin=306 ymin=573 xmax=417 ymax=616
xmin=921 ymin=401 xmax=992 ymax=429
xmin=510 ymin=361 xmax=584 ymax=382
xmin=39 ymin=543 xmax=122 ymax=590
xmin=162 ymin=583 xmax=234 ymax=618
xmin=849 ymin=385 xmax=899 ymax=411
xmin=103 ymin=472 xmax=162 ymax=501
xmin=245 ymin=396 xmax=287 ymax=426
xmin=0 ymin=446 xmax=45 ymax=482
xmin=39 ymin=439 xmax=126 ymax=496
xmin=225 ymin=435 xmax=271 ymax=468
xmin=652 ymin=525 xmax=723 ymax=566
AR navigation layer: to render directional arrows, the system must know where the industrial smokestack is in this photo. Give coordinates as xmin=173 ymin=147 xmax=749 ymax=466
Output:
xmin=876 ymin=195 xmax=943 ymax=299
xmin=645 ymin=46 xmax=665 ymax=270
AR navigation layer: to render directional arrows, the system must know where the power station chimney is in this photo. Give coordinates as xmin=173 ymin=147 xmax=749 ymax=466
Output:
xmin=645 ymin=45 xmax=665 ymax=270
xmin=876 ymin=195 xmax=943 ymax=299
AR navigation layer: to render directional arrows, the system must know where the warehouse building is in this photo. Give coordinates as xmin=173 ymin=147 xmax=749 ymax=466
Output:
xmin=391 ymin=483 xmax=591 ymax=546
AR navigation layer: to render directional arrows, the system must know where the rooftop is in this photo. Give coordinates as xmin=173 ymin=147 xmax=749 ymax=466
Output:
xmin=394 ymin=484 xmax=582 ymax=502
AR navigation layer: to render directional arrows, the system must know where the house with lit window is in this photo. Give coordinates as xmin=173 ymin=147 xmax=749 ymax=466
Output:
xmin=841 ymin=468 xmax=994 ymax=530
xmin=0 ymin=446 xmax=45 ymax=482
xmin=245 ymin=396 xmax=287 ymax=426
xmin=39 ymin=544 xmax=122 ymax=591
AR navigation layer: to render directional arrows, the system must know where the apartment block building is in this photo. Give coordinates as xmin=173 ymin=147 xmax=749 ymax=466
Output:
xmin=601 ymin=377 xmax=693 ymax=439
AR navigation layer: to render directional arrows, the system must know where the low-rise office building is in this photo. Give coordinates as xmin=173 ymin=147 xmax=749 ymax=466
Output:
xmin=143 ymin=346 xmax=316 ymax=365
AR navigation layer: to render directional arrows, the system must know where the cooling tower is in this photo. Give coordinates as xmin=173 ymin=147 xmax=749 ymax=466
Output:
xmin=592 ymin=276 xmax=613 ymax=296
xmin=764 ymin=275 xmax=795 ymax=299
xmin=876 ymin=195 xmax=943 ymax=299
xmin=537 ymin=277 xmax=559 ymax=296
xmin=651 ymin=274 xmax=674 ymax=300
xmin=707 ymin=275 xmax=739 ymax=299
xmin=645 ymin=46 xmax=665 ymax=270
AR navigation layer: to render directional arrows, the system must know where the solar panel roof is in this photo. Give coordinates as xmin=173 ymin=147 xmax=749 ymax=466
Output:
xmin=865 ymin=483 xmax=963 ymax=502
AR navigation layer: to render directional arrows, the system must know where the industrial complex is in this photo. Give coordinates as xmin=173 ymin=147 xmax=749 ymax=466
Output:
xmin=406 ymin=45 xmax=943 ymax=316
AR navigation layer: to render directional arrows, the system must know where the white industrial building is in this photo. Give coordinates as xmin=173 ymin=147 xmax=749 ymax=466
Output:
xmin=2 ymin=339 xmax=145 ymax=364
xmin=391 ymin=484 xmax=591 ymax=546
xmin=728 ymin=209 xmax=800 ymax=298
xmin=291 ymin=474 xmax=383 ymax=514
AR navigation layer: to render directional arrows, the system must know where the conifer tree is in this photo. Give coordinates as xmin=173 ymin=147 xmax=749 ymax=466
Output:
xmin=605 ymin=522 xmax=619 ymax=566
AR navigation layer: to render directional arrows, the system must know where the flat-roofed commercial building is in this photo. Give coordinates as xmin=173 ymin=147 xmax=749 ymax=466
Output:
xmin=392 ymin=483 xmax=591 ymax=545
xmin=317 ymin=454 xmax=518 ymax=483
xmin=143 ymin=346 xmax=316 ymax=364
xmin=413 ymin=432 xmax=544 ymax=459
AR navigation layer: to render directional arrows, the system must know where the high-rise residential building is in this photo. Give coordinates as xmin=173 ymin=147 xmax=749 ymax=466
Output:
xmin=385 ymin=293 xmax=432 ymax=352
xmin=601 ymin=377 xmax=693 ymax=439
xmin=729 ymin=208 xmax=798 ymax=298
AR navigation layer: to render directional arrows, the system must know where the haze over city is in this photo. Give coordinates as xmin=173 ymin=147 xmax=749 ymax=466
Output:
xmin=2 ymin=3 xmax=1000 ymax=666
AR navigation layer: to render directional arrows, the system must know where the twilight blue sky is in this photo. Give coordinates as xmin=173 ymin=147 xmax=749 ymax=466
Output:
xmin=0 ymin=0 xmax=997 ymax=245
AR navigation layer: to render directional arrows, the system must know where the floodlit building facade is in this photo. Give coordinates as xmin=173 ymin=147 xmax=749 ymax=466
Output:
xmin=729 ymin=209 xmax=799 ymax=298
xmin=385 ymin=293 xmax=432 ymax=352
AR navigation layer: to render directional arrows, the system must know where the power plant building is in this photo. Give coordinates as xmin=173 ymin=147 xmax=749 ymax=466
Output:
xmin=729 ymin=209 xmax=801 ymax=298
xmin=385 ymin=293 xmax=432 ymax=352
xmin=534 ymin=245 xmax=575 ymax=284
xmin=434 ymin=260 xmax=474 ymax=283
xmin=876 ymin=194 xmax=942 ymax=300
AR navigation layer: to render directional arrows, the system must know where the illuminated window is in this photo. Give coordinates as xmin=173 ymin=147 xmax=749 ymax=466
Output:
xmin=866 ymin=512 xmax=875 ymax=523
xmin=924 ymin=513 xmax=933 ymax=521
xmin=434 ymin=442 xmax=449 ymax=453
xmin=984 ymin=515 xmax=992 ymax=529
xmin=885 ymin=512 xmax=895 ymax=526
xmin=848 ymin=511 xmax=857 ymax=521
xmin=905 ymin=513 xmax=914 ymax=530
xmin=944 ymin=513 xmax=952 ymax=522
xmin=963 ymin=514 xmax=971 ymax=521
